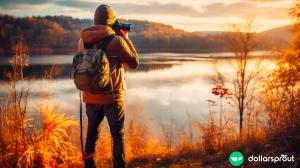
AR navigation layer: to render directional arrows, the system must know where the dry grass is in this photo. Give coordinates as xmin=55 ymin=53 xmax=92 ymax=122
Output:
xmin=0 ymin=37 xmax=80 ymax=168
xmin=17 ymin=105 xmax=78 ymax=167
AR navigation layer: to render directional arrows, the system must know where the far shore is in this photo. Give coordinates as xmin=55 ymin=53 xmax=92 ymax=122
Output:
xmin=0 ymin=47 xmax=279 ymax=57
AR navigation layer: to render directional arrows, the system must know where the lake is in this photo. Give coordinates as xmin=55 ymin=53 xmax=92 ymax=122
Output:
xmin=0 ymin=52 xmax=278 ymax=139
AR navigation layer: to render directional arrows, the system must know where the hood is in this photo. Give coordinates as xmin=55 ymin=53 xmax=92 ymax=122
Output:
xmin=81 ymin=25 xmax=115 ymax=43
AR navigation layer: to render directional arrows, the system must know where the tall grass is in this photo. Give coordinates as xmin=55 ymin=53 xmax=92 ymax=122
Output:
xmin=0 ymin=36 xmax=79 ymax=167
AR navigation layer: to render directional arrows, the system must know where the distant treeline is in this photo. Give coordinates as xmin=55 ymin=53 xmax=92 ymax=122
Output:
xmin=0 ymin=15 xmax=287 ymax=55
xmin=0 ymin=15 xmax=86 ymax=55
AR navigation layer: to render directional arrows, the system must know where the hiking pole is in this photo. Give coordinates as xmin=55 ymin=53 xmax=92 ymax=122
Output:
xmin=79 ymin=91 xmax=85 ymax=158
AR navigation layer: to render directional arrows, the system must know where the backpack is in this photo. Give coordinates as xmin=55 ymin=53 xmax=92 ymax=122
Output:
xmin=71 ymin=35 xmax=115 ymax=93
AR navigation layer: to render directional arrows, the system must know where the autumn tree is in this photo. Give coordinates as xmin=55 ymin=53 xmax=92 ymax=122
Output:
xmin=263 ymin=1 xmax=300 ymax=143
xmin=290 ymin=0 xmax=300 ymax=48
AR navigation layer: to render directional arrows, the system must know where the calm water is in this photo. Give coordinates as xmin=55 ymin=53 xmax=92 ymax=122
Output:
xmin=0 ymin=52 xmax=278 ymax=137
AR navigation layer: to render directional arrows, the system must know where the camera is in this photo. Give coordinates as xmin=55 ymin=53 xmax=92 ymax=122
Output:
xmin=112 ymin=20 xmax=131 ymax=34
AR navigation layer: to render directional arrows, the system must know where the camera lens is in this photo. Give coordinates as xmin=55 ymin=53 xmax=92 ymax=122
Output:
xmin=112 ymin=20 xmax=131 ymax=32
xmin=121 ymin=23 xmax=131 ymax=32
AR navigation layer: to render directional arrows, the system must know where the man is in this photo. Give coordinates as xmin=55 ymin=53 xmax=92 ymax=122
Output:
xmin=77 ymin=4 xmax=139 ymax=168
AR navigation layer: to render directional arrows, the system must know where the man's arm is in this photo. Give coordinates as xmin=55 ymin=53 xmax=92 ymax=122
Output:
xmin=117 ymin=36 xmax=139 ymax=69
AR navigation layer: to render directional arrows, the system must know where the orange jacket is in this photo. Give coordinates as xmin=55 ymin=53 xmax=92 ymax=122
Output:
xmin=77 ymin=25 xmax=139 ymax=104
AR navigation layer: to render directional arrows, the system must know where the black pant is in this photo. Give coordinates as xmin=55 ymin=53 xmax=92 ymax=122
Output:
xmin=85 ymin=102 xmax=125 ymax=168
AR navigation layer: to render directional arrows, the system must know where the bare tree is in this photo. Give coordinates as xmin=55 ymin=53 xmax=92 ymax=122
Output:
xmin=210 ymin=19 xmax=263 ymax=138
xmin=226 ymin=19 xmax=263 ymax=137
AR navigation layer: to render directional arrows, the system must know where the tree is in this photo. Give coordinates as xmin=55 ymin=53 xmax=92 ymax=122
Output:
xmin=290 ymin=0 xmax=300 ymax=49
xmin=264 ymin=1 xmax=300 ymax=135
xmin=211 ymin=85 xmax=232 ymax=149
xmin=216 ymin=19 xmax=262 ymax=138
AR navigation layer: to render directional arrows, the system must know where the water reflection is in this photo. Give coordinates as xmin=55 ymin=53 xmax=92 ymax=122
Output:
xmin=0 ymin=64 xmax=179 ymax=81
xmin=0 ymin=53 xmax=278 ymax=137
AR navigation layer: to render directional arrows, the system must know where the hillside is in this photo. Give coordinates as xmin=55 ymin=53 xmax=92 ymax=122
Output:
xmin=259 ymin=25 xmax=293 ymax=49
xmin=0 ymin=15 xmax=292 ymax=55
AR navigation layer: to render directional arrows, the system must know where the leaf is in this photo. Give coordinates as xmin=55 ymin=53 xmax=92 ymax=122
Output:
xmin=231 ymin=157 xmax=238 ymax=161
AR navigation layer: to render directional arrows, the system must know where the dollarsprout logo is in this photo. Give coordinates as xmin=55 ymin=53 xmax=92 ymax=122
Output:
xmin=228 ymin=151 xmax=295 ymax=167
xmin=229 ymin=151 xmax=244 ymax=166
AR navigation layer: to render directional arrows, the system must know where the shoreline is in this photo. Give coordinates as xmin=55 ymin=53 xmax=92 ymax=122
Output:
xmin=0 ymin=50 xmax=280 ymax=57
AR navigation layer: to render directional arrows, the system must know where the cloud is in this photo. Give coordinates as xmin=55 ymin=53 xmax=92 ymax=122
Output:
xmin=201 ymin=2 xmax=288 ymax=19
xmin=246 ymin=0 xmax=285 ymax=2
xmin=54 ymin=0 xmax=97 ymax=10
xmin=54 ymin=1 xmax=202 ymax=17
xmin=0 ymin=0 xmax=54 ymax=8
xmin=0 ymin=0 xmax=289 ymax=20
xmin=54 ymin=1 xmax=288 ymax=19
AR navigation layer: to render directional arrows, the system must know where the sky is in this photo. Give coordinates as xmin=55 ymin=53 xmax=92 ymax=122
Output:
xmin=0 ymin=0 xmax=295 ymax=32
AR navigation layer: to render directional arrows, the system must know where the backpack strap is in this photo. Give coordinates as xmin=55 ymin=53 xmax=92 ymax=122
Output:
xmin=98 ymin=34 xmax=122 ymax=69
xmin=96 ymin=34 xmax=115 ymax=51
xmin=83 ymin=42 xmax=93 ymax=49
xmin=83 ymin=34 xmax=115 ymax=50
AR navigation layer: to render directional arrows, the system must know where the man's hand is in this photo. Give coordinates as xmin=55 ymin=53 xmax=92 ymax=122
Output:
xmin=120 ymin=29 xmax=129 ymax=40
